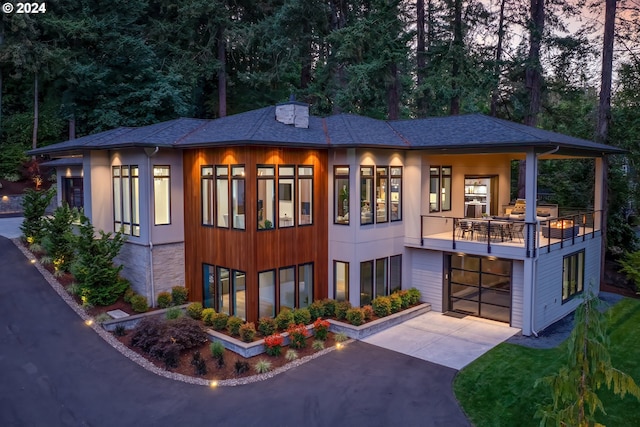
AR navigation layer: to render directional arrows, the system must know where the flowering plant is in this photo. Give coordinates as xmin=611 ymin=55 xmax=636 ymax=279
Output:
xmin=264 ymin=333 xmax=284 ymax=356
xmin=312 ymin=318 xmax=330 ymax=341
xmin=286 ymin=323 xmax=310 ymax=349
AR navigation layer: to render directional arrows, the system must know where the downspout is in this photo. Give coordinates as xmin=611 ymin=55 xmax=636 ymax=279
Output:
xmin=529 ymin=145 xmax=559 ymax=337
xmin=146 ymin=147 xmax=159 ymax=306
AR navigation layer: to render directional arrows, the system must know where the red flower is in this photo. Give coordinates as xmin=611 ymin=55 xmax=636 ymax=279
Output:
xmin=264 ymin=333 xmax=284 ymax=348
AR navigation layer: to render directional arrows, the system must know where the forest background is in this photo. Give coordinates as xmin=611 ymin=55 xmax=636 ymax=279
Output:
xmin=0 ymin=0 xmax=639 ymax=253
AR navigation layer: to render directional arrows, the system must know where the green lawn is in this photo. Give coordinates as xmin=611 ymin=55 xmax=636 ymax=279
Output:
xmin=454 ymin=298 xmax=640 ymax=426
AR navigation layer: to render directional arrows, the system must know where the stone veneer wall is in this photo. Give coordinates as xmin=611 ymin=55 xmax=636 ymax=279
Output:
xmin=114 ymin=241 xmax=185 ymax=305
xmin=0 ymin=194 xmax=56 ymax=215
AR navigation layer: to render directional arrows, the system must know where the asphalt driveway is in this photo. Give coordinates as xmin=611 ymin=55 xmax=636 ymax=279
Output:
xmin=0 ymin=236 xmax=470 ymax=427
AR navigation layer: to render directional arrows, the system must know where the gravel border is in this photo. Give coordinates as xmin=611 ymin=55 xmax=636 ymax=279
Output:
xmin=12 ymin=238 xmax=347 ymax=387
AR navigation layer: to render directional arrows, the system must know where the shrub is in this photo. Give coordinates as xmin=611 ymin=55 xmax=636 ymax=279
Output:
xmin=226 ymin=316 xmax=243 ymax=336
xmin=322 ymin=299 xmax=336 ymax=317
xmin=362 ymin=305 xmax=374 ymax=320
xmin=275 ymin=308 xmax=294 ymax=331
xmin=312 ymin=340 xmax=325 ymax=351
xmin=254 ymin=359 xmax=272 ymax=374
xmin=313 ymin=318 xmax=330 ymax=341
xmin=190 ymin=351 xmax=207 ymax=376
xmin=94 ymin=313 xmax=111 ymax=324
xmin=201 ymin=308 xmax=216 ymax=326
xmin=285 ymin=349 xmax=299 ymax=361
xmin=257 ymin=317 xmax=277 ymax=337
xmin=20 ymin=188 xmax=56 ymax=245
xmin=171 ymin=286 xmax=189 ymax=305
xmin=286 ymin=324 xmax=309 ymax=349
xmin=372 ymin=296 xmax=392 ymax=318
xmin=234 ymin=361 xmax=249 ymax=375
xmin=308 ymin=301 xmax=325 ymax=320
xmin=293 ymin=307 xmax=311 ymax=325
xmin=40 ymin=255 xmax=52 ymax=265
xmin=130 ymin=294 xmax=149 ymax=313
xmin=264 ymin=333 xmax=284 ymax=357
xmin=396 ymin=290 xmax=411 ymax=309
xmin=66 ymin=282 xmax=81 ymax=296
xmin=239 ymin=322 xmax=257 ymax=342
xmin=211 ymin=313 xmax=229 ymax=331
xmin=157 ymin=292 xmax=173 ymax=309
xmin=407 ymin=288 xmax=421 ymax=305
xmin=114 ymin=324 xmax=126 ymax=337
xmin=186 ymin=302 xmax=203 ymax=320
xmin=334 ymin=332 xmax=349 ymax=343
xmin=335 ymin=301 xmax=352 ymax=320
xmin=346 ymin=308 xmax=365 ymax=326
xmin=210 ymin=341 xmax=225 ymax=368
xmin=389 ymin=293 xmax=402 ymax=313
xmin=123 ymin=286 xmax=135 ymax=303
xmin=165 ymin=306 xmax=183 ymax=320
xmin=42 ymin=204 xmax=78 ymax=273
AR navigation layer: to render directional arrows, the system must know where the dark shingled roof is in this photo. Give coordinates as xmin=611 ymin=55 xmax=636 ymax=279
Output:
xmin=29 ymin=107 xmax=625 ymax=157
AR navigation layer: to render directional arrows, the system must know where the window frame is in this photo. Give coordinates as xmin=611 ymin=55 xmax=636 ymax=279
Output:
xmin=390 ymin=166 xmax=402 ymax=221
xmin=430 ymin=166 xmax=452 ymax=213
xmin=441 ymin=166 xmax=452 ymax=212
xmin=153 ymin=165 xmax=171 ymax=226
xmin=376 ymin=166 xmax=389 ymax=223
xmin=231 ymin=165 xmax=246 ymax=230
xmin=257 ymin=165 xmax=276 ymax=231
xmin=334 ymin=166 xmax=350 ymax=225
xmin=258 ymin=269 xmax=276 ymax=318
xmin=360 ymin=166 xmax=374 ymax=225
xmin=278 ymin=165 xmax=295 ymax=228
xmin=298 ymin=166 xmax=313 ymax=226
xmin=215 ymin=165 xmax=229 ymax=228
xmin=334 ymin=260 xmax=350 ymax=302
xmin=562 ymin=250 xmax=585 ymax=303
xmin=298 ymin=263 xmax=314 ymax=308
xmin=112 ymin=165 xmax=140 ymax=236
xmin=360 ymin=260 xmax=374 ymax=306
xmin=279 ymin=265 xmax=297 ymax=313
xmin=201 ymin=166 xmax=214 ymax=226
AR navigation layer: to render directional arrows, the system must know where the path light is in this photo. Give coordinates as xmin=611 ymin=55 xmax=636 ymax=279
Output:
xmin=336 ymin=343 xmax=344 ymax=350
xmin=210 ymin=380 xmax=218 ymax=388
xmin=30 ymin=259 xmax=36 ymax=264
xmin=85 ymin=319 xmax=93 ymax=326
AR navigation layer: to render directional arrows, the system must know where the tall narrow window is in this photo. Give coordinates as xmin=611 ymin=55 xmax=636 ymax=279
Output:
xmin=233 ymin=270 xmax=246 ymax=320
xmin=216 ymin=267 xmax=231 ymax=315
xmin=216 ymin=166 xmax=229 ymax=228
xmin=112 ymin=165 xmax=139 ymax=236
xmin=258 ymin=270 xmax=276 ymax=318
xmin=153 ymin=166 xmax=171 ymax=225
xmin=375 ymin=257 xmax=388 ymax=297
xmin=203 ymin=264 xmax=215 ymax=308
xmin=231 ymin=166 xmax=245 ymax=230
xmin=298 ymin=263 xmax=313 ymax=308
xmin=390 ymin=167 xmax=402 ymax=221
xmin=441 ymin=166 xmax=452 ymax=211
xmin=278 ymin=166 xmax=295 ymax=228
xmin=390 ymin=254 xmax=402 ymax=293
xmin=360 ymin=261 xmax=374 ymax=306
xmin=279 ymin=267 xmax=296 ymax=312
xmin=562 ymin=250 xmax=584 ymax=302
xmin=122 ymin=166 xmax=131 ymax=234
xmin=113 ymin=167 xmax=122 ymax=231
xmin=334 ymin=261 xmax=349 ymax=301
xmin=257 ymin=166 xmax=275 ymax=230
xmin=429 ymin=166 xmax=440 ymax=212
xmin=360 ymin=166 xmax=374 ymax=225
xmin=131 ymin=166 xmax=139 ymax=236
xmin=298 ymin=166 xmax=313 ymax=226
xmin=335 ymin=166 xmax=350 ymax=224
xmin=376 ymin=167 xmax=388 ymax=223
xmin=201 ymin=166 xmax=214 ymax=226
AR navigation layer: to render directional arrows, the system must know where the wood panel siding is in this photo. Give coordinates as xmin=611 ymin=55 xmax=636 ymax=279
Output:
xmin=408 ymin=248 xmax=443 ymax=312
xmin=183 ymin=147 xmax=329 ymax=322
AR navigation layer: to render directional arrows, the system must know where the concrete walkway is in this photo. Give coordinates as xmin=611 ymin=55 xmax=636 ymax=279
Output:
xmin=0 ymin=216 xmax=22 ymax=239
xmin=363 ymin=311 xmax=520 ymax=370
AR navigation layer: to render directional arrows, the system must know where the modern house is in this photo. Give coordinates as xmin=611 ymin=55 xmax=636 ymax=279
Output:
xmin=31 ymin=101 xmax=624 ymax=336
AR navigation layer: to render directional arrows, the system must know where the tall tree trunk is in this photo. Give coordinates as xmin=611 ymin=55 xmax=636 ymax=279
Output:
xmin=329 ymin=0 xmax=348 ymax=114
xmin=301 ymin=20 xmax=312 ymax=90
xmin=597 ymin=0 xmax=617 ymax=285
xmin=449 ymin=0 xmax=463 ymax=115
xmin=69 ymin=115 xmax=76 ymax=140
xmin=32 ymin=73 xmax=39 ymax=151
xmin=387 ymin=62 xmax=400 ymax=120
xmin=490 ymin=0 xmax=507 ymax=117
xmin=217 ymin=26 xmax=227 ymax=118
xmin=416 ymin=0 xmax=427 ymax=116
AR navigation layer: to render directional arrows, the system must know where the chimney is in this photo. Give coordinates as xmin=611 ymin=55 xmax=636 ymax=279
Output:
xmin=275 ymin=96 xmax=309 ymax=129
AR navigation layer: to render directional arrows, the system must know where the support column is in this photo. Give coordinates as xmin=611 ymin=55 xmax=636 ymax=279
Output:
xmin=594 ymin=157 xmax=605 ymax=231
xmin=522 ymin=148 xmax=538 ymax=335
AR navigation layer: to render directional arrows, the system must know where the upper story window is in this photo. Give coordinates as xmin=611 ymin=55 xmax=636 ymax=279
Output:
xmin=202 ymin=166 xmax=214 ymax=226
xmin=360 ymin=167 xmax=374 ymax=225
xmin=376 ymin=167 xmax=388 ymax=223
xmin=257 ymin=166 xmax=275 ymax=230
xmin=278 ymin=166 xmax=295 ymax=228
xmin=562 ymin=250 xmax=584 ymax=302
xmin=390 ymin=167 xmax=402 ymax=221
xmin=430 ymin=166 xmax=452 ymax=213
xmin=153 ymin=166 xmax=171 ymax=225
xmin=112 ymin=165 xmax=140 ymax=236
xmin=298 ymin=166 xmax=313 ymax=226
xmin=335 ymin=166 xmax=350 ymax=225
xmin=216 ymin=166 xmax=229 ymax=228
xmin=231 ymin=166 xmax=245 ymax=230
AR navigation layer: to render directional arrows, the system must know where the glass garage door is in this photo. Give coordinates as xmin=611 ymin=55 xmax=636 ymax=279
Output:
xmin=448 ymin=254 xmax=511 ymax=323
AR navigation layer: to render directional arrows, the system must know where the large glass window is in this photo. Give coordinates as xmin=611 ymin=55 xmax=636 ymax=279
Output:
xmin=375 ymin=257 xmax=388 ymax=298
xmin=390 ymin=167 xmax=402 ymax=221
xmin=216 ymin=166 xmax=229 ymax=228
xmin=360 ymin=260 xmax=374 ymax=306
xmin=441 ymin=166 xmax=452 ymax=211
xmin=257 ymin=166 xmax=275 ymax=230
xmin=112 ymin=165 xmax=139 ymax=236
xmin=258 ymin=270 xmax=276 ymax=318
xmin=153 ymin=166 xmax=171 ymax=225
xmin=298 ymin=263 xmax=313 ymax=308
xmin=376 ymin=167 xmax=388 ymax=223
xmin=360 ymin=167 xmax=374 ymax=225
xmin=202 ymin=166 xmax=214 ymax=226
xmin=298 ymin=166 xmax=313 ymax=226
xmin=429 ymin=166 xmax=440 ymax=212
xmin=278 ymin=166 xmax=295 ymax=228
xmin=203 ymin=264 xmax=215 ymax=308
xmin=280 ymin=267 xmax=296 ymax=312
xmin=232 ymin=166 xmax=245 ymax=230
xmin=390 ymin=254 xmax=402 ymax=293
xmin=233 ymin=270 xmax=246 ymax=320
xmin=562 ymin=250 xmax=584 ymax=302
xmin=216 ymin=266 xmax=231 ymax=315
xmin=335 ymin=166 xmax=350 ymax=224
xmin=334 ymin=261 xmax=349 ymax=301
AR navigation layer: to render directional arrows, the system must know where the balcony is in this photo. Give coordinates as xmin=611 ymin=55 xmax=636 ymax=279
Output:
xmin=418 ymin=210 xmax=602 ymax=259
